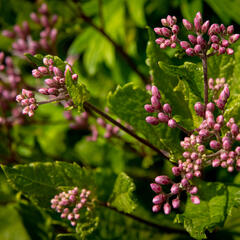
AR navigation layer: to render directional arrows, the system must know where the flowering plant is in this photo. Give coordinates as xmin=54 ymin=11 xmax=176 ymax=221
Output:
xmin=2 ymin=1 xmax=240 ymax=240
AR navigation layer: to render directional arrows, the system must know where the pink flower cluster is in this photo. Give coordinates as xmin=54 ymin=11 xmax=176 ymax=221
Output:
xmin=149 ymin=78 xmax=240 ymax=214
xmin=64 ymin=111 xmax=89 ymax=130
xmin=16 ymin=89 xmax=37 ymax=117
xmin=2 ymin=3 xmax=58 ymax=57
xmin=0 ymin=52 xmax=26 ymax=126
xmin=51 ymin=187 xmax=91 ymax=227
xmin=151 ymin=175 xmax=200 ymax=214
xmin=154 ymin=12 xmax=240 ymax=56
xmin=145 ymin=86 xmax=177 ymax=128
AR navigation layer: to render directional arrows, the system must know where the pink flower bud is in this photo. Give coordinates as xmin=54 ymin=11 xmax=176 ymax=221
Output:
xmin=235 ymin=147 xmax=240 ymax=155
xmin=150 ymin=183 xmax=162 ymax=193
xmin=219 ymin=47 xmax=226 ymax=54
xmin=189 ymin=186 xmax=198 ymax=194
xmin=194 ymin=102 xmax=204 ymax=117
xmin=188 ymin=35 xmax=197 ymax=44
xmin=158 ymin=112 xmax=169 ymax=123
xmin=212 ymin=158 xmax=220 ymax=167
xmin=2 ymin=30 xmax=15 ymax=38
xmin=172 ymin=25 xmax=179 ymax=34
xmin=191 ymin=195 xmax=200 ymax=204
xmin=32 ymin=69 xmax=42 ymax=78
xmin=194 ymin=15 xmax=202 ymax=32
xmin=199 ymin=129 xmax=209 ymax=137
xmin=227 ymin=48 xmax=234 ymax=55
xmin=152 ymin=205 xmax=161 ymax=213
xmin=38 ymin=66 xmax=48 ymax=74
xmin=146 ymin=116 xmax=159 ymax=125
xmin=210 ymin=140 xmax=221 ymax=150
xmin=194 ymin=44 xmax=202 ymax=54
xmin=48 ymin=88 xmax=59 ymax=95
xmin=181 ymin=178 xmax=189 ymax=187
xmin=16 ymin=95 xmax=23 ymax=102
xmin=151 ymin=96 xmax=161 ymax=110
xmin=163 ymin=202 xmax=171 ymax=215
xmin=180 ymin=41 xmax=190 ymax=50
xmin=21 ymin=99 xmax=29 ymax=106
xmin=215 ymin=99 xmax=225 ymax=110
xmin=231 ymin=123 xmax=239 ymax=136
xmin=172 ymin=166 xmax=181 ymax=176
xmin=227 ymin=157 xmax=234 ymax=165
xmin=151 ymin=86 xmax=161 ymax=99
xmin=206 ymin=102 xmax=215 ymax=112
xmin=155 ymin=38 xmax=165 ymax=44
xmin=183 ymin=151 xmax=190 ymax=158
xmin=163 ymin=104 xmax=171 ymax=114
xmin=182 ymin=19 xmax=193 ymax=30
xmin=154 ymin=28 xmax=162 ymax=35
xmin=168 ymin=119 xmax=177 ymax=128
xmin=22 ymin=106 xmax=30 ymax=115
xmin=161 ymin=18 xmax=168 ymax=26
xmin=155 ymin=175 xmax=171 ymax=185
xmin=227 ymin=25 xmax=234 ymax=35
xmin=144 ymin=104 xmax=155 ymax=113
xmin=38 ymin=88 xmax=49 ymax=95
xmin=201 ymin=20 xmax=210 ymax=33
xmin=153 ymin=194 xmax=166 ymax=204
xmin=186 ymin=48 xmax=195 ymax=56
xmin=191 ymin=152 xmax=198 ymax=160
xmin=50 ymin=28 xmax=58 ymax=42
xmin=53 ymin=67 xmax=63 ymax=77
xmin=210 ymin=35 xmax=219 ymax=43
xmin=230 ymin=34 xmax=240 ymax=43
xmin=186 ymin=172 xmax=193 ymax=179
xmin=197 ymin=36 xmax=205 ymax=46
xmin=161 ymin=27 xmax=171 ymax=37
xmin=72 ymin=74 xmax=78 ymax=81
xmin=221 ymin=39 xmax=229 ymax=47
xmin=172 ymin=198 xmax=180 ymax=209
xmin=170 ymin=184 xmax=179 ymax=194
xmin=223 ymin=140 xmax=231 ymax=150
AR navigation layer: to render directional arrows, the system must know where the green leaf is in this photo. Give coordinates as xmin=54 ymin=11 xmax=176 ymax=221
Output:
xmin=0 ymin=204 xmax=31 ymax=240
xmin=205 ymin=0 xmax=240 ymax=24
xmin=25 ymin=53 xmax=44 ymax=66
xmin=126 ymin=0 xmax=146 ymax=27
xmin=109 ymin=172 xmax=136 ymax=213
xmin=224 ymin=95 xmax=240 ymax=125
xmin=175 ymin=180 xmax=240 ymax=239
xmin=158 ymin=61 xmax=203 ymax=101
xmin=65 ymin=69 xmax=90 ymax=112
xmin=180 ymin=0 xmax=202 ymax=22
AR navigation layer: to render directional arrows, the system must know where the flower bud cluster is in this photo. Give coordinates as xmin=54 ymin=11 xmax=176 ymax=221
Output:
xmin=64 ymin=111 xmax=89 ymax=130
xmin=2 ymin=3 xmax=58 ymax=57
xmin=151 ymin=175 xmax=200 ymax=214
xmin=16 ymin=89 xmax=37 ymax=117
xmin=151 ymin=78 xmax=240 ymax=214
xmin=154 ymin=12 xmax=239 ymax=57
xmin=0 ymin=52 xmax=26 ymax=126
xmin=145 ymin=85 xmax=177 ymax=128
xmin=51 ymin=187 xmax=92 ymax=227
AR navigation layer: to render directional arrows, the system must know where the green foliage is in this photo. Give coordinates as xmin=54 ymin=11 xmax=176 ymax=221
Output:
xmin=109 ymin=172 xmax=136 ymax=213
xmin=175 ymin=180 xmax=240 ymax=239
xmin=65 ymin=69 xmax=90 ymax=112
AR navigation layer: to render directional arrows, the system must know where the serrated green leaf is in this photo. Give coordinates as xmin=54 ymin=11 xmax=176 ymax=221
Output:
xmin=158 ymin=61 xmax=203 ymax=101
xmin=109 ymin=172 xmax=136 ymax=213
xmin=175 ymin=180 xmax=240 ymax=239
xmin=65 ymin=69 xmax=90 ymax=112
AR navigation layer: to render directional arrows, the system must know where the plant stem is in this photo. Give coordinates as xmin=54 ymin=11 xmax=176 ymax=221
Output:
xmin=73 ymin=3 xmax=148 ymax=85
xmin=98 ymin=201 xmax=188 ymax=235
xmin=175 ymin=123 xmax=193 ymax=136
xmin=202 ymin=54 xmax=208 ymax=113
xmin=37 ymin=95 xmax=68 ymax=105
xmin=83 ymin=101 xmax=169 ymax=158
xmin=98 ymin=0 xmax=104 ymax=29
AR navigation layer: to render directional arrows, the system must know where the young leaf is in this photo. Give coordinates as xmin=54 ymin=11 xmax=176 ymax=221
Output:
xmin=65 ymin=69 xmax=90 ymax=112
xmin=25 ymin=53 xmax=44 ymax=66
xmin=109 ymin=172 xmax=136 ymax=214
